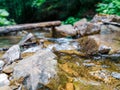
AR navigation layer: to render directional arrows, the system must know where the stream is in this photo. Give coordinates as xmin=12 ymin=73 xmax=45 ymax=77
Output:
xmin=0 ymin=27 xmax=120 ymax=90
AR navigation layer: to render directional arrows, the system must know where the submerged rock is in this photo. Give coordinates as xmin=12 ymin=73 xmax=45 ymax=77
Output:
xmin=2 ymin=45 xmax=20 ymax=64
xmin=0 ymin=73 xmax=10 ymax=87
xmin=54 ymin=25 xmax=76 ymax=37
xmin=13 ymin=50 xmax=57 ymax=90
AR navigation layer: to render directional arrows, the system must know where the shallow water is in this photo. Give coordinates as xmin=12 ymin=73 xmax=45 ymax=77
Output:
xmin=0 ymin=36 xmax=21 ymax=48
xmin=0 ymin=29 xmax=120 ymax=90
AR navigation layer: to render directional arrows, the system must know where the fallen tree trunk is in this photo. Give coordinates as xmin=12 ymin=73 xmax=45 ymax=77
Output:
xmin=0 ymin=21 xmax=61 ymax=34
xmin=103 ymin=21 xmax=120 ymax=27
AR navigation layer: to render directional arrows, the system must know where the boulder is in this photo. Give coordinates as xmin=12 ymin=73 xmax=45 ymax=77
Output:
xmin=2 ymin=45 xmax=20 ymax=64
xmin=74 ymin=22 xmax=101 ymax=37
xmin=54 ymin=25 xmax=76 ymax=37
xmin=0 ymin=73 xmax=10 ymax=87
xmin=77 ymin=36 xmax=111 ymax=56
xmin=13 ymin=50 xmax=57 ymax=90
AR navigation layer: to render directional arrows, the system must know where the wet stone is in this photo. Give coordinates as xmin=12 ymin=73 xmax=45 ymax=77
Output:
xmin=83 ymin=63 xmax=95 ymax=67
xmin=83 ymin=60 xmax=91 ymax=63
xmin=111 ymin=72 xmax=120 ymax=79
xmin=2 ymin=45 xmax=20 ymax=64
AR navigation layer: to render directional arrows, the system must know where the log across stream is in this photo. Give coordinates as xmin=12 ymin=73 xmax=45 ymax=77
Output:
xmin=0 ymin=21 xmax=61 ymax=34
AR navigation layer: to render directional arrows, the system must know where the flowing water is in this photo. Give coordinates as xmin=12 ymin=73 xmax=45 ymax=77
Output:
xmin=0 ymin=28 xmax=120 ymax=90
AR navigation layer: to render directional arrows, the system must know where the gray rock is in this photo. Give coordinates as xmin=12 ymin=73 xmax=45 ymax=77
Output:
xmin=0 ymin=73 xmax=10 ymax=87
xmin=19 ymin=33 xmax=35 ymax=45
xmin=111 ymin=72 xmax=120 ymax=79
xmin=13 ymin=50 xmax=57 ymax=90
xmin=2 ymin=45 xmax=20 ymax=64
xmin=0 ymin=60 xmax=5 ymax=70
xmin=74 ymin=22 xmax=101 ymax=37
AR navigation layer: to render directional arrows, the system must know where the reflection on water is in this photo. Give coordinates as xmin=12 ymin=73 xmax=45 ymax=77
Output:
xmin=0 ymin=36 xmax=21 ymax=48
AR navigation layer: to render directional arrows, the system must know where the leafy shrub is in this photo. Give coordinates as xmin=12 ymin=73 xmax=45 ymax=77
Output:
xmin=0 ymin=9 xmax=15 ymax=26
xmin=96 ymin=0 xmax=120 ymax=16
xmin=62 ymin=17 xmax=80 ymax=25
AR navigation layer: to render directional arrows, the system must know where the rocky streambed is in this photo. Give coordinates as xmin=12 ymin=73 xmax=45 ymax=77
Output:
xmin=0 ymin=14 xmax=120 ymax=90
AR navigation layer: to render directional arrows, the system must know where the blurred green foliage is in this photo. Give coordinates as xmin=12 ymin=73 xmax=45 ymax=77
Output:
xmin=96 ymin=0 xmax=120 ymax=16
xmin=0 ymin=9 xmax=15 ymax=26
xmin=0 ymin=0 xmax=100 ymax=24
xmin=62 ymin=17 xmax=80 ymax=25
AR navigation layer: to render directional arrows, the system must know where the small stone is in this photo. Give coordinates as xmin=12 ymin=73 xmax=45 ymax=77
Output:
xmin=66 ymin=83 xmax=74 ymax=90
xmin=3 ymin=67 xmax=13 ymax=74
xmin=19 ymin=33 xmax=35 ymax=45
xmin=0 ymin=86 xmax=12 ymax=90
xmin=83 ymin=63 xmax=95 ymax=67
xmin=0 ymin=73 xmax=10 ymax=87
xmin=83 ymin=60 xmax=91 ymax=63
xmin=111 ymin=72 xmax=120 ymax=79
xmin=2 ymin=45 xmax=20 ymax=64
xmin=98 ymin=45 xmax=111 ymax=54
